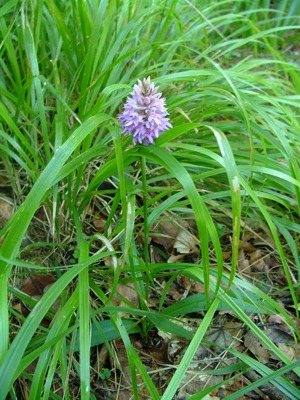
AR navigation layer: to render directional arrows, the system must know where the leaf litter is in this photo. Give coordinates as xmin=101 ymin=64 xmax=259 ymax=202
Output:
xmin=3 ymin=179 xmax=300 ymax=400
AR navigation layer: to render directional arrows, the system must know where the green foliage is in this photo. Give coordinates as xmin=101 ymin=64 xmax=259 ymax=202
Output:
xmin=0 ymin=0 xmax=299 ymax=398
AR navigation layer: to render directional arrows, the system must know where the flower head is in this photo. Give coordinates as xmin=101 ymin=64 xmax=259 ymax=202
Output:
xmin=118 ymin=77 xmax=172 ymax=145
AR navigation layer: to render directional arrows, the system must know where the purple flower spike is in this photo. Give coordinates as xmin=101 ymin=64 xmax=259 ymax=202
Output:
xmin=118 ymin=77 xmax=172 ymax=145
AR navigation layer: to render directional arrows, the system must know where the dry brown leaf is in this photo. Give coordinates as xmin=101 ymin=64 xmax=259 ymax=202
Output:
xmin=239 ymin=239 xmax=256 ymax=252
xmin=222 ymin=250 xmax=232 ymax=260
xmin=264 ymin=255 xmax=279 ymax=269
xmin=218 ymin=376 xmax=255 ymax=399
xmin=113 ymin=340 xmax=133 ymax=399
xmin=244 ymin=370 xmax=291 ymax=400
xmin=167 ymin=253 xmax=186 ymax=263
xmin=177 ymin=379 xmax=222 ymax=400
xmin=21 ymin=274 xmax=57 ymax=297
xmin=150 ymin=346 xmax=169 ymax=363
xmin=180 ymin=275 xmax=190 ymax=289
xmin=21 ymin=274 xmax=59 ymax=322
xmin=168 ymin=283 xmax=184 ymax=301
xmin=190 ymin=281 xmax=205 ymax=293
xmin=249 ymin=326 xmax=300 ymax=362
xmin=277 ymin=343 xmax=297 ymax=361
xmin=169 ymin=324 xmax=240 ymax=398
xmin=264 ymin=327 xmax=294 ymax=345
xmin=95 ymin=345 xmax=109 ymax=373
xmin=173 ymin=228 xmax=198 ymax=254
xmin=151 ymin=220 xmax=181 ymax=252
xmin=249 ymin=249 xmax=262 ymax=262
xmin=34 ymin=204 xmax=51 ymax=222
xmin=222 ymin=321 xmax=244 ymax=340
xmin=110 ymin=282 xmax=139 ymax=316
xmin=113 ymin=339 xmax=148 ymax=400
xmin=205 ymin=327 xmax=238 ymax=351
xmin=0 ymin=198 xmax=13 ymax=225
xmin=249 ymin=249 xmax=268 ymax=272
xmin=237 ymin=248 xmax=249 ymax=272
xmin=13 ymin=303 xmax=22 ymax=314
xmin=268 ymin=314 xmax=284 ymax=325
xmin=92 ymin=213 xmax=108 ymax=233
xmin=177 ymin=276 xmax=205 ymax=294
xmin=244 ymin=331 xmax=270 ymax=363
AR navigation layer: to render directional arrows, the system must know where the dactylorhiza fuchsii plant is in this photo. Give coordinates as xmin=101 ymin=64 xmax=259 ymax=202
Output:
xmin=118 ymin=76 xmax=172 ymax=145
xmin=117 ymin=77 xmax=172 ymax=267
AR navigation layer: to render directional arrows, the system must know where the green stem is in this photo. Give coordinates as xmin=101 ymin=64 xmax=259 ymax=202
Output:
xmin=0 ymin=270 xmax=9 ymax=363
xmin=141 ymin=156 xmax=149 ymax=266
xmin=112 ymin=129 xmax=127 ymax=218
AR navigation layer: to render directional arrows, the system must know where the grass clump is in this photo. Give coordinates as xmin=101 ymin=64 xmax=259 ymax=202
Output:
xmin=0 ymin=0 xmax=300 ymax=399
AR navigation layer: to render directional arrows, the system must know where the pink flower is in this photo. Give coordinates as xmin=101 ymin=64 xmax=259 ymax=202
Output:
xmin=118 ymin=77 xmax=172 ymax=145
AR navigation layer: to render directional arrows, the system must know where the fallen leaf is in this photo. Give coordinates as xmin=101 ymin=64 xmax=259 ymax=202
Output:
xmin=95 ymin=345 xmax=109 ymax=374
xmin=21 ymin=274 xmax=57 ymax=297
xmin=167 ymin=253 xmax=187 ymax=263
xmin=239 ymin=239 xmax=256 ymax=252
xmin=110 ymin=282 xmax=139 ymax=316
xmin=93 ymin=214 xmax=107 ymax=232
xmin=237 ymin=248 xmax=250 ymax=272
xmin=113 ymin=339 xmax=148 ymax=399
xmin=190 ymin=281 xmax=205 ymax=293
xmin=173 ymin=228 xmax=198 ymax=254
xmin=21 ymin=274 xmax=59 ymax=322
xmin=168 ymin=282 xmax=184 ymax=301
xmin=277 ymin=343 xmax=297 ymax=361
xmin=249 ymin=249 xmax=268 ymax=272
xmin=0 ymin=198 xmax=13 ymax=226
xmin=244 ymin=331 xmax=271 ymax=363
xmin=222 ymin=250 xmax=232 ymax=260
xmin=151 ymin=220 xmax=181 ymax=253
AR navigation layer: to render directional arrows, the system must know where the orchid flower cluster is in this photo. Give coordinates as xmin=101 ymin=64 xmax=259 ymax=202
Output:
xmin=118 ymin=77 xmax=172 ymax=145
